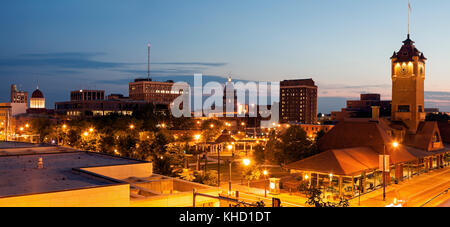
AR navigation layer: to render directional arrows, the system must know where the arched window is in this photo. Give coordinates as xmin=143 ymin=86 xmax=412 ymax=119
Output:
xmin=432 ymin=132 xmax=440 ymax=143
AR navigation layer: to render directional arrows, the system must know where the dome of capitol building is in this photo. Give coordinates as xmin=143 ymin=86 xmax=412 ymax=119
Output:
xmin=31 ymin=89 xmax=44 ymax=98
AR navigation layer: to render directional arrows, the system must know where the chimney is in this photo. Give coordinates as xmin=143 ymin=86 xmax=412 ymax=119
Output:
xmin=371 ymin=106 xmax=380 ymax=121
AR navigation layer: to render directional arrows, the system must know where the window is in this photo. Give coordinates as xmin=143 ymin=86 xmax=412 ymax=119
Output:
xmin=398 ymin=105 xmax=410 ymax=113
xmin=432 ymin=132 xmax=440 ymax=143
xmin=418 ymin=106 xmax=423 ymax=113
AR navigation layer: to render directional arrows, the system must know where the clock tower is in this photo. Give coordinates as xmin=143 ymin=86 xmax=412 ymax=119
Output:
xmin=390 ymin=34 xmax=427 ymax=133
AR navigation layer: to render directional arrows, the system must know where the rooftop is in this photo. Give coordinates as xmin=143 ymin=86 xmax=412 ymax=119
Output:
xmin=0 ymin=151 xmax=141 ymax=198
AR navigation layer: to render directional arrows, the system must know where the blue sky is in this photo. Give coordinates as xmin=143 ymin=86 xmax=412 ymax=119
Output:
xmin=0 ymin=0 xmax=449 ymax=112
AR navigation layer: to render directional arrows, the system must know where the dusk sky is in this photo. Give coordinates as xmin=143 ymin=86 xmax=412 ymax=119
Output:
xmin=1 ymin=0 xmax=449 ymax=112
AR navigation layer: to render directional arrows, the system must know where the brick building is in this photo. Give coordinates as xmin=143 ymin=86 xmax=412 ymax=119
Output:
xmin=280 ymin=79 xmax=318 ymax=124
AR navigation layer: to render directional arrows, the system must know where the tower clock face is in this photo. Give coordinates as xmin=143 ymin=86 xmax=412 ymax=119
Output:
xmin=400 ymin=65 xmax=408 ymax=76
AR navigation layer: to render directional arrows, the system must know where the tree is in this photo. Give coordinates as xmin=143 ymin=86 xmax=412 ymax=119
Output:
xmin=315 ymin=129 xmax=326 ymax=142
xmin=193 ymin=170 xmax=219 ymax=186
xmin=305 ymin=188 xmax=349 ymax=207
xmin=116 ymin=132 xmax=138 ymax=158
xmin=31 ymin=118 xmax=52 ymax=143
xmin=277 ymin=126 xmax=312 ymax=165
xmin=253 ymin=144 xmax=266 ymax=165
xmin=242 ymin=166 xmax=262 ymax=182
xmin=98 ymin=134 xmax=115 ymax=154
xmin=201 ymin=119 xmax=224 ymax=142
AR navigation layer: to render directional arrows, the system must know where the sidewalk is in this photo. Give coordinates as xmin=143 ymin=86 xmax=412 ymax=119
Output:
xmin=349 ymin=167 xmax=450 ymax=207
xmin=219 ymin=167 xmax=450 ymax=207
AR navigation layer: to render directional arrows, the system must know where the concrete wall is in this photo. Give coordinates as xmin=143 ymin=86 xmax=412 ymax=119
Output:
xmin=0 ymin=184 xmax=130 ymax=207
xmin=81 ymin=162 xmax=153 ymax=180
xmin=130 ymin=188 xmax=220 ymax=207
xmin=134 ymin=179 xmax=174 ymax=194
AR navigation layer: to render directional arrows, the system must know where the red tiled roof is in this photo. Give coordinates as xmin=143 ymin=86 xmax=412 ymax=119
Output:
xmin=286 ymin=147 xmax=380 ymax=176
xmin=405 ymin=121 xmax=442 ymax=151
xmin=318 ymin=120 xmax=393 ymax=154
xmin=438 ymin=121 xmax=450 ymax=144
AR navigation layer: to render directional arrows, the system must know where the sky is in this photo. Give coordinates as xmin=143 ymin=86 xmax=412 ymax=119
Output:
xmin=0 ymin=0 xmax=449 ymax=113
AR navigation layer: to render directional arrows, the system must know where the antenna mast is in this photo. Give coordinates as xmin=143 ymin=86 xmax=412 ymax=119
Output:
xmin=147 ymin=43 xmax=151 ymax=80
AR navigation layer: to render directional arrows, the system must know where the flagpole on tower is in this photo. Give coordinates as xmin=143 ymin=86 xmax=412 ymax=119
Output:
xmin=408 ymin=0 xmax=411 ymax=37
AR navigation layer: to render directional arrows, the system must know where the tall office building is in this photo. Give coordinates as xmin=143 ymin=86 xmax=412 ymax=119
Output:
xmin=280 ymin=79 xmax=318 ymax=124
xmin=10 ymin=84 xmax=28 ymax=108
xmin=129 ymin=79 xmax=187 ymax=106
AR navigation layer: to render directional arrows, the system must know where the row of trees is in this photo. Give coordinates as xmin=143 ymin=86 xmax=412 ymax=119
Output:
xmin=253 ymin=125 xmax=325 ymax=166
xmin=28 ymin=105 xmax=200 ymax=176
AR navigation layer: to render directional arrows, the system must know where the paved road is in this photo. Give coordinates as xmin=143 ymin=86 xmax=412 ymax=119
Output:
xmin=221 ymin=167 xmax=450 ymax=207
xmin=438 ymin=199 xmax=450 ymax=207
xmin=351 ymin=168 xmax=450 ymax=207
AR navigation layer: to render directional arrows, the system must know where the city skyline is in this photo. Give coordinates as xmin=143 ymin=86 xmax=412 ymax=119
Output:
xmin=1 ymin=0 xmax=450 ymax=112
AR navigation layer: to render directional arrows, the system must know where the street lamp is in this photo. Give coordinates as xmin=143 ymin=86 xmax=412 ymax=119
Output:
xmin=83 ymin=132 xmax=89 ymax=137
xmin=242 ymin=158 xmax=251 ymax=191
xmin=243 ymin=158 xmax=251 ymax=166
xmin=383 ymin=141 xmax=400 ymax=201
xmin=129 ymin=124 xmax=135 ymax=130
xmin=210 ymin=124 xmax=215 ymax=129
xmin=25 ymin=124 xmax=30 ymax=128
xmin=263 ymin=170 xmax=269 ymax=197
xmin=89 ymin=128 xmax=94 ymax=133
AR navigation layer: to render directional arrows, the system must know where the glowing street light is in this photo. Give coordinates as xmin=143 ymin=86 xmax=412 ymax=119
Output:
xmin=263 ymin=170 xmax=269 ymax=197
xmin=25 ymin=124 xmax=30 ymax=128
xmin=19 ymin=127 xmax=24 ymax=132
xmin=89 ymin=128 xmax=94 ymax=133
xmin=210 ymin=124 xmax=215 ymax=128
xmin=129 ymin=124 xmax=135 ymax=130
xmin=393 ymin=141 xmax=399 ymax=148
xmin=227 ymin=144 xmax=233 ymax=151
xmin=83 ymin=132 xmax=89 ymax=137
xmin=161 ymin=123 xmax=166 ymax=128
xmin=382 ymin=141 xmax=400 ymax=201
xmin=304 ymin=174 xmax=309 ymax=180
xmin=62 ymin=124 xmax=67 ymax=130
xmin=194 ymin=134 xmax=201 ymax=141
xmin=243 ymin=158 xmax=251 ymax=166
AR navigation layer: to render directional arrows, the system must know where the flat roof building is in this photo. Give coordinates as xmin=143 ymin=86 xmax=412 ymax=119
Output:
xmin=0 ymin=144 xmax=219 ymax=207
xmin=280 ymin=79 xmax=318 ymax=124
xmin=129 ymin=78 xmax=188 ymax=107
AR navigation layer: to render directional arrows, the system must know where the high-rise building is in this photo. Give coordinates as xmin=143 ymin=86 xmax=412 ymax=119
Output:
xmin=129 ymin=79 xmax=187 ymax=106
xmin=391 ymin=34 xmax=427 ymax=133
xmin=10 ymin=84 xmax=28 ymax=108
xmin=280 ymin=79 xmax=318 ymax=124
